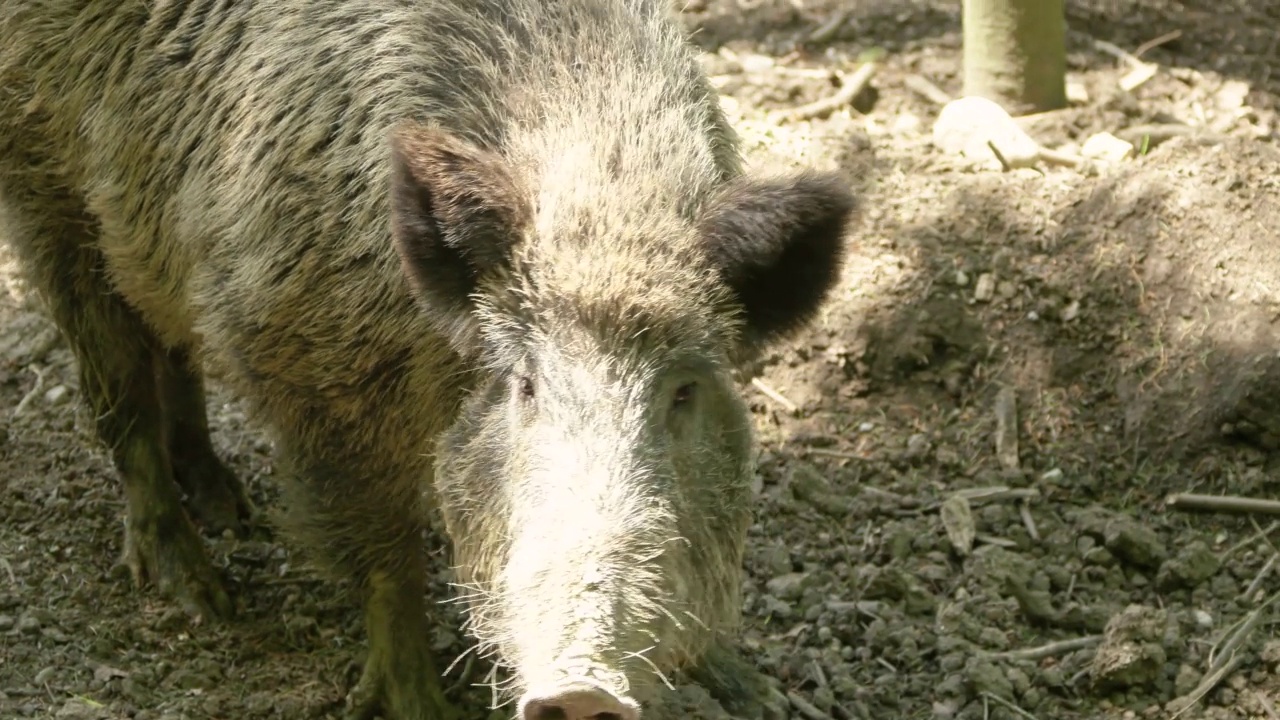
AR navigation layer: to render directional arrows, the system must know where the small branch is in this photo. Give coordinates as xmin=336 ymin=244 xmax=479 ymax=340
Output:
xmin=919 ymin=487 xmax=1039 ymax=514
xmin=1209 ymin=590 xmax=1277 ymax=675
xmin=987 ymin=138 xmax=1087 ymax=172
xmin=1221 ymin=520 xmax=1280 ymax=560
xmin=13 ymin=364 xmax=47 ymax=417
xmin=1169 ymin=653 xmax=1244 ymax=719
xmin=984 ymin=635 xmax=1103 ymax=662
xmin=1166 ymin=493 xmax=1280 ymax=516
xmin=1089 ymin=37 xmax=1159 ymax=91
xmin=904 ymin=74 xmax=951 ymax=105
xmin=1133 ymin=29 xmax=1182 ymax=58
xmin=1243 ymin=553 xmax=1277 ymax=600
xmin=954 ymin=486 xmax=1041 ymax=504
xmin=804 ymin=447 xmax=862 ymax=460
xmin=986 ymin=139 xmax=1013 ymax=171
xmin=1115 ymin=123 xmax=1231 ymax=147
xmin=980 ymin=692 xmax=1039 ymax=720
xmin=751 ymin=377 xmax=799 ymax=414
xmin=1255 ymin=689 xmax=1280 ymax=720
xmin=1037 ymin=146 xmax=1088 ymax=168
xmin=1091 ymin=38 xmax=1146 ymax=70
xmin=771 ymin=61 xmax=877 ymax=123
xmin=807 ymin=9 xmax=850 ymax=44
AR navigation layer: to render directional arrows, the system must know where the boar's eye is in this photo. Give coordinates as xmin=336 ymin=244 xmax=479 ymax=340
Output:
xmin=672 ymin=382 xmax=697 ymax=409
xmin=516 ymin=375 xmax=535 ymax=400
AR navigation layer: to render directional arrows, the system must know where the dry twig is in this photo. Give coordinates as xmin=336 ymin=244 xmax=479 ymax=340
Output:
xmin=1133 ymin=29 xmax=1183 ymax=58
xmin=980 ymin=691 xmax=1039 ymax=720
xmin=807 ymin=9 xmax=850 ymax=44
xmin=904 ymin=74 xmax=951 ymax=105
xmin=1166 ymin=493 xmax=1280 ymax=516
xmin=1116 ymin=123 xmax=1231 ymax=147
xmin=13 ymin=364 xmax=46 ymax=417
xmin=984 ymin=635 xmax=1103 ymax=662
xmin=804 ymin=447 xmax=861 ymax=461
xmin=1221 ymin=520 xmax=1280 ymax=560
xmin=750 ymin=377 xmax=799 ymax=414
xmin=771 ymin=61 xmax=877 ymax=123
xmin=1089 ymin=37 xmax=1160 ymax=91
xmin=1255 ymin=689 xmax=1280 ymax=720
xmin=953 ymin=486 xmax=1041 ymax=504
xmin=1169 ymin=653 xmax=1244 ymax=719
xmin=1209 ymin=591 xmax=1276 ymax=675
xmin=1244 ymin=553 xmax=1277 ymax=600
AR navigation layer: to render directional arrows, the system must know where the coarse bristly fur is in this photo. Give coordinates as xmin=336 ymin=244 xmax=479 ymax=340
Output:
xmin=0 ymin=0 xmax=858 ymax=718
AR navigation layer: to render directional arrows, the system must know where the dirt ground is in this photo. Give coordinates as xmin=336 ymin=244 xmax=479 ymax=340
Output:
xmin=2 ymin=1 xmax=1279 ymax=719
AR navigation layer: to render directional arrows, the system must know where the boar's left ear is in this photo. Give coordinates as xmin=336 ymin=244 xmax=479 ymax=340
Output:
xmin=388 ymin=123 xmax=531 ymax=353
xmin=697 ymin=171 xmax=856 ymax=354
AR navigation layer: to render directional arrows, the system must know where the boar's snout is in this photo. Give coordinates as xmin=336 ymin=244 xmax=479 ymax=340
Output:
xmin=519 ymin=681 xmax=641 ymax=720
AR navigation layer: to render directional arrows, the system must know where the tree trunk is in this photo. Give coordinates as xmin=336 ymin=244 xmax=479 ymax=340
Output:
xmin=962 ymin=0 xmax=1066 ymax=115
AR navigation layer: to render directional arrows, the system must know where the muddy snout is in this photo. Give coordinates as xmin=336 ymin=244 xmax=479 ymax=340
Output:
xmin=519 ymin=681 xmax=642 ymax=720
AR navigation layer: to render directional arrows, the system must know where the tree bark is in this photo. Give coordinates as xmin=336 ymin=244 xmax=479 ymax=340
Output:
xmin=962 ymin=0 xmax=1066 ymax=114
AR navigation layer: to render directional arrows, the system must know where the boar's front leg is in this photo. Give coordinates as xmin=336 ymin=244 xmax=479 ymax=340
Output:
xmin=347 ymin=566 xmax=455 ymax=720
xmin=279 ymin=446 xmax=457 ymax=720
xmin=156 ymin=345 xmax=256 ymax=537
xmin=685 ymin=641 xmax=791 ymax=720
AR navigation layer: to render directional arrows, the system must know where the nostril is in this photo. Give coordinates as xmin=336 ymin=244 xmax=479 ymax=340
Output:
xmin=528 ymin=707 xmax=625 ymax=720
xmin=528 ymin=705 xmax=567 ymax=720
xmin=519 ymin=684 xmax=640 ymax=720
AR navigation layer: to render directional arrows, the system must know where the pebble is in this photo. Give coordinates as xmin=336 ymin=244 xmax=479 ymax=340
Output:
xmin=44 ymin=384 xmax=69 ymax=405
xmin=760 ymin=595 xmax=793 ymax=619
xmin=0 ymin=614 xmax=14 ymax=631
xmin=905 ymin=432 xmax=930 ymax=460
xmin=973 ymin=273 xmax=996 ymax=302
xmin=1040 ymin=467 xmax=1064 ymax=482
xmin=17 ymin=614 xmax=41 ymax=634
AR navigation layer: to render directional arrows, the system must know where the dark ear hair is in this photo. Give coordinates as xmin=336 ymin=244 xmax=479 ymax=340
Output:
xmin=698 ymin=171 xmax=856 ymax=355
xmin=389 ymin=123 xmax=531 ymax=352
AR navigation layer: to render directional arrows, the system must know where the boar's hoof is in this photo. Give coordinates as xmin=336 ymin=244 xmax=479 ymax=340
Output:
xmin=175 ymin=459 xmax=257 ymax=539
xmin=519 ymin=682 xmax=641 ymax=720
xmin=686 ymin=643 xmax=787 ymax=720
xmin=344 ymin=664 xmax=459 ymax=720
xmin=121 ymin=514 xmax=232 ymax=621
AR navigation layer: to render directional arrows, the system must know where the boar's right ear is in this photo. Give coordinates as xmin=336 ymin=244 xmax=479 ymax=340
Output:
xmin=697 ymin=171 xmax=857 ymax=358
xmin=389 ymin=124 xmax=530 ymax=353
